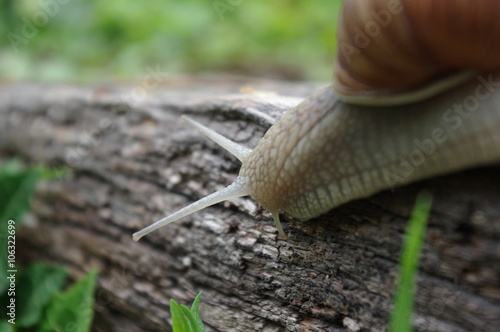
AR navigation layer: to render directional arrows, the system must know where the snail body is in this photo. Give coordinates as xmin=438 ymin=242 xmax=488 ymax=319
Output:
xmin=133 ymin=0 xmax=500 ymax=241
xmin=240 ymin=78 xmax=500 ymax=222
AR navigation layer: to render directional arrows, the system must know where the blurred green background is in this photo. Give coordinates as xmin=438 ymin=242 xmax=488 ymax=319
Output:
xmin=0 ymin=0 xmax=342 ymax=83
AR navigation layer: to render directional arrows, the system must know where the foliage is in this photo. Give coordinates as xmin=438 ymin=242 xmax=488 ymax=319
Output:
xmin=389 ymin=191 xmax=433 ymax=332
xmin=0 ymin=158 xmax=41 ymax=230
xmin=0 ymin=0 xmax=342 ymax=82
xmin=170 ymin=292 xmax=206 ymax=332
xmin=0 ymin=159 xmax=97 ymax=331
xmin=7 ymin=264 xmax=68 ymax=328
xmin=0 ymin=159 xmax=42 ymax=294
xmin=38 ymin=270 xmax=98 ymax=332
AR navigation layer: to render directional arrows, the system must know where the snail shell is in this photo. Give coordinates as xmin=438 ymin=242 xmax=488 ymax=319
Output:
xmin=334 ymin=0 xmax=500 ymax=105
xmin=133 ymin=0 xmax=500 ymax=241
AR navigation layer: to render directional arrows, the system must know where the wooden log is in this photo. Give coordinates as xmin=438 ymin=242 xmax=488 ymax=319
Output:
xmin=0 ymin=78 xmax=499 ymax=332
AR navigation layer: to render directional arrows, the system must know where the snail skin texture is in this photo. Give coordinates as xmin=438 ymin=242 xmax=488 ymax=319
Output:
xmin=133 ymin=0 xmax=500 ymax=241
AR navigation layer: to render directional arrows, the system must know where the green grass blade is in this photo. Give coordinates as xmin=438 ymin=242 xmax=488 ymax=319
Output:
xmin=180 ymin=304 xmax=200 ymax=332
xmin=190 ymin=292 xmax=205 ymax=332
xmin=170 ymin=299 xmax=189 ymax=332
xmin=190 ymin=292 xmax=202 ymax=315
xmin=389 ymin=191 xmax=433 ymax=332
xmin=169 ymin=292 xmax=206 ymax=332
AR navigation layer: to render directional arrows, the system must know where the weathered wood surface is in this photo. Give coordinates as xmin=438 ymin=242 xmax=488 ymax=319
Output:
xmin=0 ymin=78 xmax=499 ymax=332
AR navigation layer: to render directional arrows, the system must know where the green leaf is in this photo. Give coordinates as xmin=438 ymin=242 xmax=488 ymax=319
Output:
xmin=181 ymin=304 xmax=205 ymax=332
xmin=0 ymin=160 xmax=41 ymax=293
xmin=180 ymin=305 xmax=199 ymax=331
xmin=170 ymin=292 xmax=205 ymax=332
xmin=0 ymin=159 xmax=69 ymax=294
xmin=389 ymin=191 xmax=433 ymax=332
xmin=38 ymin=269 xmax=98 ymax=332
xmin=190 ymin=292 xmax=205 ymax=332
xmin=0 ymin=159 xmax=70 ymax=225
xmin=0 ymin=166 xmax=40 ymax=225
xmin=170 ymin=299 xmax=189 ymax=332
xmin=15 ymin=263 xmax=68 ymax=327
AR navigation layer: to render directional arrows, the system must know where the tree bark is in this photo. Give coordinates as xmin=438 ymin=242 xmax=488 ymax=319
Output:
xmin=0 ymin=78 xmax=499 ymax=332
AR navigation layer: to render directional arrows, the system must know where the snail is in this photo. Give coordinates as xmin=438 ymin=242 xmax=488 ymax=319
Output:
xmin=133 ymin=0 xmax=500 ymax=241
